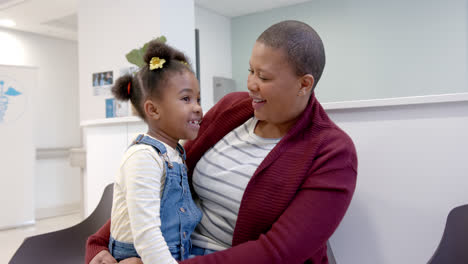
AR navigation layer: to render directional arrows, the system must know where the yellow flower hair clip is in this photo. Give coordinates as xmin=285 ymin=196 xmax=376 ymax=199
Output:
xmin=149 ymin=57 xmax=166 ymax=70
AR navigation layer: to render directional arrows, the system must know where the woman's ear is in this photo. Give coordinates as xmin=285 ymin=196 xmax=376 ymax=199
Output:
xmin=298 ymin=74 xmax=314 ymax=96
xmin=144 ymin=100 xmax=160 ymax=120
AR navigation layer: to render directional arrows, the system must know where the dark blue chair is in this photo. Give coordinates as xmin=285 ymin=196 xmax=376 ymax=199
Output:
xmin=427 ymin=204 xmax=468 ymax=264
xmin=9 ymin=184 xmax=114 ymax=264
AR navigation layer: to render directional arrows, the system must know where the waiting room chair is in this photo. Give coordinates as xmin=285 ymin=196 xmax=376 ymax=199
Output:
xmin=427 ymin=204 xmax=468 ymax=264
xmin=9 ymin=183 xmax=114 ymax=264
xmin=9 ymin=182 xmax=338 ymax=264
xmin=327 ymin=241 xmax=337 ymax=264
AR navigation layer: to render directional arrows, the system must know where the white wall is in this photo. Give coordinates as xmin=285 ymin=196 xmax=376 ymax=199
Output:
xmin=35 ymin=158 xmax=81 ymax=215
xmin=79 ymin=0 xmax=197 ymax=122
xmin=79 ymin=0 xmax=197 ymax=215
xmin=231 ymin=0 xmax=468 ymax=102
xmin=78 ymin=0 xmax=161 ymax=122
xmin=161 ymin=0 xmax=196 ymax=73
xmin=0 ymin=28 xmax=80 ymax=148
xmin=0 ymin=28 xmax=81 ymax=217
xmin=78 ymin=0 xmax=162 ymax=215
xmin=0 ymin=65 xmax=36 ymax=229
xmin=195 ymin=6 xmax=232 ymax=111
xmin=325 ymin=98 xmax=468 ymax=263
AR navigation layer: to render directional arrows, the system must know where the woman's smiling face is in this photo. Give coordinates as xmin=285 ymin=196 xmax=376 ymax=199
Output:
xmin=247 ymin=41 xmax=309 ymax=135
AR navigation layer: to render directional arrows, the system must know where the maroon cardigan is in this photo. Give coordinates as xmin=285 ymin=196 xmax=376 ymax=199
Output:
xmin=85 ymin=92 xmax=357 ymax=264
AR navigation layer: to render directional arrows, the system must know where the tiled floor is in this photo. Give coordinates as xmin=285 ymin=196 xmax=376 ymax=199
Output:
xmin=0 ymin=213 xmax=82 ymax=263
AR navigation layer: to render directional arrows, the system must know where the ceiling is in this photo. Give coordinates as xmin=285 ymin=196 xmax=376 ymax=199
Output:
xmin=194 ymin=0 xmax=310 ymax=17
xmin=0 ymin=0 xmax=311 ymax=41
xmin=0 ymin=0 xmax=77 ymax=40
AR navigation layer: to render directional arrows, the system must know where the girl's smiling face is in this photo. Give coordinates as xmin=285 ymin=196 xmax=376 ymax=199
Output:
xmin=146 ymin=70 xmax=203 ymax=147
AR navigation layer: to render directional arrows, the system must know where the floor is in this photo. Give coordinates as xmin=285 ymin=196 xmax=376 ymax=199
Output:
xmin=0 ymin=213 xmax=82 ymax=263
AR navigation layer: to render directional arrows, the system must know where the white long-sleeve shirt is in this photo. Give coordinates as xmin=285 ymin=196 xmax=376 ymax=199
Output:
xmin=110 ymin=135 xmax=180 ymax=264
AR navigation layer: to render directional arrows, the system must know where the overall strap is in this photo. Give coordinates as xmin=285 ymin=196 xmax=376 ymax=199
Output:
xmin=130 ymin=134 xmax=186 ymax=167
xmin=131 ymin=134 xmax=173 ymax=168
xmin=176 ymin=143 xmax=186 ymax=161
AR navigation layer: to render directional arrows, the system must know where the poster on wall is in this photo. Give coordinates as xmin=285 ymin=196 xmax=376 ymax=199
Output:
xmin=0 ymin=76 xmax=26 ymax=124
xmin=119 ymin=66 xmax=138 ymax=77
xmin=0 ymin=64 xmax=36 ymax=229
xmin=92 ymin=70 xmax=113 ymax=96
xmin=105 ymin=98 xmax=129 ymax=118
xmin=101 ymin=66 xmax=139 ymax=118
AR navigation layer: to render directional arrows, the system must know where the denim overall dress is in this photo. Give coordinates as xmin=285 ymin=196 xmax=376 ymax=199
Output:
xmin=109 ymin=134 xmax=203 ymax=261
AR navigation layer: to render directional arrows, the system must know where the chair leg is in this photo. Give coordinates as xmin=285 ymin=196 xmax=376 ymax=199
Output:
xmin=327 ymin=241 xmax=337 ymax=264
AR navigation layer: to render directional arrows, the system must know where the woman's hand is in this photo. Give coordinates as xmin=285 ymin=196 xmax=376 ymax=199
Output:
xmin=119 ymin=258 xmax=143 ymax=264
xmin=90 ymin=250 xmax=117 ymax=264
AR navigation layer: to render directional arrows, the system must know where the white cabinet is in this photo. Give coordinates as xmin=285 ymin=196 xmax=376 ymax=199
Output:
xmin=81 ymin=117 xmax=146 ymax=217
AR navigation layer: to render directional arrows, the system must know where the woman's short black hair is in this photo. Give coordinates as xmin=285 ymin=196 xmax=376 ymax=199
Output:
xmin=257 ymin=20 xmax=326 ymax=90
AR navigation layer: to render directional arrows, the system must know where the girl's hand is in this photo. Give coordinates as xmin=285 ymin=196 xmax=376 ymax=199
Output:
xmin=90 ymin=250 xmax=117 ymax=264
xmin=119 ymin=257 xmax=143 ymax=264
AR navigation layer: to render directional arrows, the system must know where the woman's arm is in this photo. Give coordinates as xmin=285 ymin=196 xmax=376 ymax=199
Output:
xmin=86 ymin=219 xmax=112 ymax=264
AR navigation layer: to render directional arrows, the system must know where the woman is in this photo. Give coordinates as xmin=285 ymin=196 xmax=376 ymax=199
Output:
xmin=86 ymin=20 xmax=357 ymax=264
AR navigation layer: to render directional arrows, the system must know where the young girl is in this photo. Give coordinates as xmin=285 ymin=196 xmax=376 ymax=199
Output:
xmin=108 ymin=40 xmax=203 ymax=264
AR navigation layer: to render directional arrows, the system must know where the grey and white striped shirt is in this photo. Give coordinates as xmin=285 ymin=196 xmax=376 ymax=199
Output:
xmin=191 ymin=117 xmax=281 ymax=251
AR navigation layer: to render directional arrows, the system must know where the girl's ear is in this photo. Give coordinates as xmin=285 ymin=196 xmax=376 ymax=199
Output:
xmin=144 ymin=100 xmax=160 ymax=120
xmin=298 ymin=74 xmax=314 ymax=96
